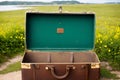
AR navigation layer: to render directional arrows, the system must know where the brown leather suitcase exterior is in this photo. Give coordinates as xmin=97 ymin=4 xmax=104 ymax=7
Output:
xmin=22 ymin=52 xmax=100 ymax=80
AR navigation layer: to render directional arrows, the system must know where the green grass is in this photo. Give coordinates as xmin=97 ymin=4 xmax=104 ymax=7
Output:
xmin=100 ymin=67 xmax=117 ymax=79
xmin=0 ymin=61 xmax=21 ymax=74
xmin=34 ymin=4 xmax=120 ymax=26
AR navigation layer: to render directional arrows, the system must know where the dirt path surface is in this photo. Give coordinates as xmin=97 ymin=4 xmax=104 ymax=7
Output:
xmin=0 ymin=55 xmax=22 ymax=71
xmin=111 ymin=71 xmax=120 ymax=78
xmin=0 ymin=71 xmax=21 ymax=80
xmin=0 ymin=55 xmax=22 ymax=80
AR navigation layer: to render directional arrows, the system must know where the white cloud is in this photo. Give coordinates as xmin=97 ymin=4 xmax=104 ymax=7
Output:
xmin=77 ymin=0 xmax=120 ymax=3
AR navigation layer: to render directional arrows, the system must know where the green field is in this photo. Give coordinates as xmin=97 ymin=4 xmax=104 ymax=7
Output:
xmin=0 ymin=4 xmax=120 ymax=70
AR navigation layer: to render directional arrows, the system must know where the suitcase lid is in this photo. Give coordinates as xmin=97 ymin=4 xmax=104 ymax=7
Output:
xmin=26 ymin=12 xmax=95 ymax=51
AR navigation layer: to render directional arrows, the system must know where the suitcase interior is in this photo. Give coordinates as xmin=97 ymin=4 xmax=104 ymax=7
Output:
xmin=26 ymin=13 xmax=95 ymax=51
xmin=22 ymin=51 xmax=99 ymax=63
xmin=22 ymin=12 xmax=99 ymax=67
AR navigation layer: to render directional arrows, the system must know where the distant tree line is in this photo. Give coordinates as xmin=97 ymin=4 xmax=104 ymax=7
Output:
xmin=0 ymin=1 xmax=81 ymax=5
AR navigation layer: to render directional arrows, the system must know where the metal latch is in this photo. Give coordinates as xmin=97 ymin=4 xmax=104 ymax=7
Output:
xmin=91 ymin=63 xmax=100 ymax=69
xmin=59 ymin=6 xmax=62 ymax=13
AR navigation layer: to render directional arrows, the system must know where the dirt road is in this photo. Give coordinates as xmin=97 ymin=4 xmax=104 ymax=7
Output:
xmin=0 ymin=55 xmax=22 ymax=71
xmin=0 ymin=71 xmax=21 ymax=80
xmin=0 ymin=55 xmax=22 ymax=80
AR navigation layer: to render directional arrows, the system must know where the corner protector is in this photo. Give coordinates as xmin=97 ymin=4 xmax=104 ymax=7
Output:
xmin=91 ymin=63 xmax=100 ymax=69
xmin=21 ymin=63 xmax=31 ymax=69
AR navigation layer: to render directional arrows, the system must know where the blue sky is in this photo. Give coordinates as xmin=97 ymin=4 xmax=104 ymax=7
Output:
xmin=0 ymin=0 xmax=120 ymax=3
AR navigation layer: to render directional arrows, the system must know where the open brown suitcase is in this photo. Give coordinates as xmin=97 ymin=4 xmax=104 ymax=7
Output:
xmin=21 ymin=11 xmax=100 ymax=80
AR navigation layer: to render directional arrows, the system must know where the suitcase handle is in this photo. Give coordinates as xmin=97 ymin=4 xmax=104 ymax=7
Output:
xmin=45 ymin=65 xmax=75 ymax=79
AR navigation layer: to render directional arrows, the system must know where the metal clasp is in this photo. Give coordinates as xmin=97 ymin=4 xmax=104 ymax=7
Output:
xmin=21 ymin=63 xmax=31 ymax=69
xmin=91 ymin=63 xmax=100 ymax=69
xmin=59 ymin=6 xmax=62 ymax=13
